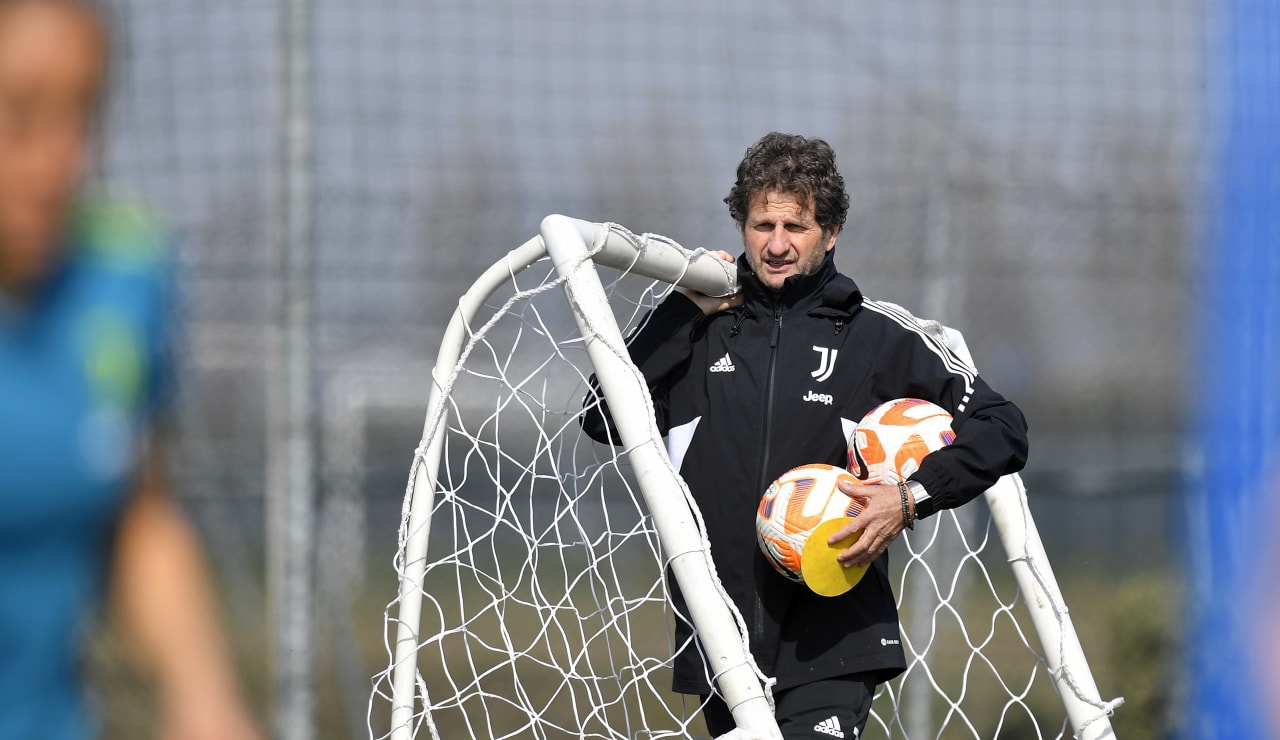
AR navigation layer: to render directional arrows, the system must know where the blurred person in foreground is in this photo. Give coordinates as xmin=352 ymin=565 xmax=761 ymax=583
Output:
xmin=0 ymin=1 xmax=261 ymax=738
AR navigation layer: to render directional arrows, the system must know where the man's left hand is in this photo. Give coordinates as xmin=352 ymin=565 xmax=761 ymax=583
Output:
xmin=828 ymin=479 xmax=915 ymax=566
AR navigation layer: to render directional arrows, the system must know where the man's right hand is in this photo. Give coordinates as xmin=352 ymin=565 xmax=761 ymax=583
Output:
xmin=680 ymin=250 xmax=744 ymax=316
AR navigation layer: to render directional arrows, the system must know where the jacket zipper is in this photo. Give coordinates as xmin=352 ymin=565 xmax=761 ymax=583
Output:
xmin=757 ymin=306 xmax=782 ymax=491
xmin=753 ymin=304 xmax=783 ymax=646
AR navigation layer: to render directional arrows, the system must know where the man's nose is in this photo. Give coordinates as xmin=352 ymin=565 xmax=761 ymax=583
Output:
xmin=765 ymin=228 xmax=789 ymax=254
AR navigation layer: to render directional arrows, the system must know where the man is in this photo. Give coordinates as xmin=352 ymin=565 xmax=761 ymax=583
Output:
xmin=0 ymin=1 xmax=260 ymax=738
xmin=581 ymin=132 xmax=1028 ymax=738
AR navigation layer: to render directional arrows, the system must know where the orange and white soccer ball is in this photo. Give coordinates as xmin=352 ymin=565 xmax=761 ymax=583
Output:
xmin=848 ymin=398 xmax=955 ymax=484
xmin=756 ymin=463 xmax=866 ymax=583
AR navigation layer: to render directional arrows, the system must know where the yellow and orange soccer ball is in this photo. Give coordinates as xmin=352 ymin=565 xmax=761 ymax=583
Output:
xmin=755 ymin=463 xmax=866 ymax=582
xmin=755 ymin=398 xmax=955 ymax=587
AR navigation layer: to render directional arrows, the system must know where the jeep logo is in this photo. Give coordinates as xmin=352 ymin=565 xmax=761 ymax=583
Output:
xmin=803 ymin=390 xmax=833 ymax=405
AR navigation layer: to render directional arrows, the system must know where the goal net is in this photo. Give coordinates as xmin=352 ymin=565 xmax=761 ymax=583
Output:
xmin=370 ymin=217 xmax=1121 ymax=740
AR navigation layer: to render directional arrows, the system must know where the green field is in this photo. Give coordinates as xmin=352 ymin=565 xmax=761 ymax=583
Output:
xmin=87 ymin=547 xmax=1178 ymax=739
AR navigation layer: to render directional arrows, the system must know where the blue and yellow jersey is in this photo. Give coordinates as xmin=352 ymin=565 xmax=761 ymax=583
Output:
xmin=0 ymin=200 xmax=174 ymax=740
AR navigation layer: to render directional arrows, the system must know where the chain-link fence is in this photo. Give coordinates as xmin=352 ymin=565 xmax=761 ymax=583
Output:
xmin=89 ymin=1 xmax=1205 ymax=737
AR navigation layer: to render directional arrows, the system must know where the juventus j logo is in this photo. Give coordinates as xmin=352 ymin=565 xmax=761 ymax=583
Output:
xmin=811 ymin=346 xmax=838 ymax=382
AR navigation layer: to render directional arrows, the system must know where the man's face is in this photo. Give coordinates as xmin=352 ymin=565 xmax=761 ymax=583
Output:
xmin=740 ymin=190 xmax=838 ymax=292
xmin=0 ymin=1 xmax=105 ymax=289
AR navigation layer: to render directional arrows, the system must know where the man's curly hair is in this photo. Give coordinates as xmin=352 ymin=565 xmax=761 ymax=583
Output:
xmin=724 ymin=132 xmax=849 ymax=235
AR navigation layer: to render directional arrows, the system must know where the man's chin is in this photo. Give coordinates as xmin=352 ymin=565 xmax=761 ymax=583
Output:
xmin=761 ymin=270 xmax=795 ymax=291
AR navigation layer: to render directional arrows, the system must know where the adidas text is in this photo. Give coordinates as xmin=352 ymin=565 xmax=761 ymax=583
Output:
xmin=709 ymin=354 xmax=736 ymax=373
xmin=814 ymin=715 xmax=846 ymax=738
xmin=803 ymin=390 xmax=833 ymax=405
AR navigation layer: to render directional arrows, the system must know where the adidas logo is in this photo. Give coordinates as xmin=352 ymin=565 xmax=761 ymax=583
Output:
xmin=814 ymin=715 xmax=847 ymax=738
xmin=709 ymin=353 xmax=736 ymax=373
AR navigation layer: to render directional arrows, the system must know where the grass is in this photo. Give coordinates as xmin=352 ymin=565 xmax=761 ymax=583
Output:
xmin=85 ymin=548 xmax=1180 ymax=740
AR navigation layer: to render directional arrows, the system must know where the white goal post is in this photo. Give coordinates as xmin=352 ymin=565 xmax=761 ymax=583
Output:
xmin=373 ymin=215 xmax=1121 ymax=740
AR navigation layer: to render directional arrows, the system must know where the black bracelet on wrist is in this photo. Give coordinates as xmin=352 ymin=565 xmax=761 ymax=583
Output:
xmin=897 ymin=480 xmax=914 ymax=530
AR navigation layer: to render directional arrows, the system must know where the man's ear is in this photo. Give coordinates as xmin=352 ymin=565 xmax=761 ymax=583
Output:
xmin=825 ymin=227 xmax=840 ymax=253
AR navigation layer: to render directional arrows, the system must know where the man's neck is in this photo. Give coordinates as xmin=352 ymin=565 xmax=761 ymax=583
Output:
xmin=0 ymin=278 xmax=25 ymax=317
xmin=0 ymin=255 xmax=41 ymax=306
xmin=0 ymin=263 xmax=19 ymax=301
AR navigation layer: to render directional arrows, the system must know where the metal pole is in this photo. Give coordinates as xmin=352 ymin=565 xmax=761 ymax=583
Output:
xmin=267 ymin=0 xmax=315 ymax=737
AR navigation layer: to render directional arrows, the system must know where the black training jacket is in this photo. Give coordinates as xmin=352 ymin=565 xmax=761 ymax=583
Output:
xmin=580 ymin=252 xmax=1029 ymax=695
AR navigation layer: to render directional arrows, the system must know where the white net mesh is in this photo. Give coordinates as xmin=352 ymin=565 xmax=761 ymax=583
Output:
xmin=370 ymin=228 xmax=1111 ymax=740
xmin=369 ymin=238 xmax=730 ymax=739
xmin=884 ymin=512 xmax=1067 ymax=739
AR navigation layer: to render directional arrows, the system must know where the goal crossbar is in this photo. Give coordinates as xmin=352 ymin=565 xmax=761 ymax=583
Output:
xmin=384 ymin=215 xmax=1119 ymax=740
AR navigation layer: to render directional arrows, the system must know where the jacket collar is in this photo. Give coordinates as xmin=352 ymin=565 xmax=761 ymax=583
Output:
xmin=736 ymin=251 xmax=863 ymax=317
